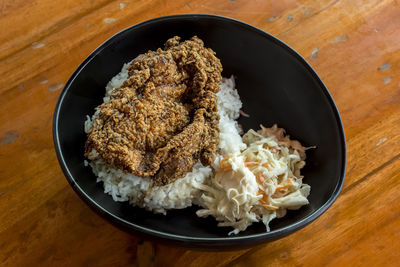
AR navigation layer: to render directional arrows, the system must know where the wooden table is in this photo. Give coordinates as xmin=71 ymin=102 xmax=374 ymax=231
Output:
xmin=1 ymin=0 xmax=399 ymax=265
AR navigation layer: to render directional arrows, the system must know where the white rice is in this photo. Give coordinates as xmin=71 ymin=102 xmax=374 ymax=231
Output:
xmin=85 ymin=62 xmax=243 ymax=215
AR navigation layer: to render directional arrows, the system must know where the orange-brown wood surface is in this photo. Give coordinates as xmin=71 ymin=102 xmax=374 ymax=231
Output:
xmin=1 ymin=0 xmax=399 ymax=266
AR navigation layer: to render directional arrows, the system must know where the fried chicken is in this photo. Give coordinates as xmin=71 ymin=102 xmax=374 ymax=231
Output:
xmin=85 ymin=36 xmax=222 ymax=185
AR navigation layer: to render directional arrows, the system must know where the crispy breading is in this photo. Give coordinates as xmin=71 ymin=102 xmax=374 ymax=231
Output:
xmin=85 ymin=36 xmax=222 ymax=185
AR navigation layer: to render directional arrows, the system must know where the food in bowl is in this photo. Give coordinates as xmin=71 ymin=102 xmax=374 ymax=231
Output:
xmin=85 ymin=36 xmax=222 ymax=186
xmin=84 ymin=36 xmax=311 ymax=235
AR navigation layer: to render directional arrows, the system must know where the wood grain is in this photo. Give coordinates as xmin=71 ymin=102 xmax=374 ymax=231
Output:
xmin=1 ymin=0 xmax=400 ymax=265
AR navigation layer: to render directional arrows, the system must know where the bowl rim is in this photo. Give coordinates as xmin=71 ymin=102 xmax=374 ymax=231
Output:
xmin=53 ymin=13 xmax=347 ymax=246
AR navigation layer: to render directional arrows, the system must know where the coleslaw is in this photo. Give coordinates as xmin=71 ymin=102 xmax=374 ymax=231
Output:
xmin=196 ymin=124 xmax=311 ymax=235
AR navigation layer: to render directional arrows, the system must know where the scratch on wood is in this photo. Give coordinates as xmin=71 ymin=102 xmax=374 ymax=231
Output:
xmin=325 ymin=224 xmax=335 ymax=229
xmin=0 ymin=0 xmax=131 ymax=62
xmin=331 ymin=34 xmax=348 ymax=44
xmin=277 ymin=0 xmax=340 ymax=37
xmin=48 ymin=83 xmax=64 ymax=92
xmin=39 ymin=79 xmax=48 ymax=84
xmin=103 ymin=18 xmax=116 ymax=24
xmin=32 ymin=42 xmax=45 ymax=49
xmin=199 ymin=5 xmax=274 ymax=14
xmin=186 ymin=3 xmax=192 ymax=9
xmin=119 ymin=2 xmax=126 ymax=9
xmin=0 ymin=131 xmax=18 ymax=146
xmin=383 ymin=76 xmax=392 ymax=85
xmin=311 ymin=47 xmax=319 ymax=60
xmin=376 ymin=137 xmax=388 ymax=146
xmin=267 ymin=16 xmax=277 ymax=21
xmin=378 ymin=63 xmax=390 ymax=71
xmin=280 ymin=251 xmax=290 ymax=259
xmin=342 ymin=153 xmax=400 ymax=195
xmin=286 ymin=14 xmax=294 ymax=22
xmin=225 ymin=248 xmax=259 ymax=266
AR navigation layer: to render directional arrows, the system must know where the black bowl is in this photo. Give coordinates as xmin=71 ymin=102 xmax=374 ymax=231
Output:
xmin=53 ymin=14 xmax=346 ymax=249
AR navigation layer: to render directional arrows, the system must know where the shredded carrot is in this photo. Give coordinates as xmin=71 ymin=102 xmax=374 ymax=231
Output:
xmin=263 ymin=144 xmax=270 ymax=149
xmin=257 ymin=173 xmax=265 ymax=183
xmin=220 ymin=157 xmax=230 ymax=165
xmin=263 ymin=143 xmax=278 ymax=153
xmin=244 ymin=162 xmax=258 ymax=168
xmin=261 ymin=192 xmax=268 ymax=201
xmin=275 ymin=184 xmax=291 ymax=192
xmin=261 ymin=162 xmax=269 ymax=168
xmin=262 ymin=204 xmax=279 ymax=211
xmin=257 ymin=188 xmax=269 ymax=204
xmin=221 ymin=165 xmax=232 ymax=171
xmin=276 ymin=184 xmax=290 ymax=190
xmin=258 ymin=188 xmax=278 ymax=211
xmin=258 ymin=189 xmax=265 ymax=197
xmin=219 ymin=157 xmax=232 ymax=171
xmin=260 ymin=195 xmax=269 ymax=203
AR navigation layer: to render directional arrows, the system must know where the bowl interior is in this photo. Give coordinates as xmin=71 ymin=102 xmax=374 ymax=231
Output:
xmin=54 ymin=15 xmax=345 ymax=246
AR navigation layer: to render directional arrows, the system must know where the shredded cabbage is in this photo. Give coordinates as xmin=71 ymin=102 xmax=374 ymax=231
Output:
xmin=196 ymin=125 xmax=311 ymax=235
